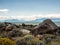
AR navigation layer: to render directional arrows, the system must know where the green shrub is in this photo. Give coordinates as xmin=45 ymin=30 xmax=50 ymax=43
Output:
xmin=16 ymin=35 xmax=43 ymax=45
xmin=0 ymin=38 xmax=16 ymax=45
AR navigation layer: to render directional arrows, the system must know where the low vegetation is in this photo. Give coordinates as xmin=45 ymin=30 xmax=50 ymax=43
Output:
xmin=0 ymin=38 xmax=16 ymax=45
xmin=16 ymin=35 xmax=43 ymax=45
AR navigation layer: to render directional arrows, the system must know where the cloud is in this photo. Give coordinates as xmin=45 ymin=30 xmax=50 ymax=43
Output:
xmin=0 ymin=9 xmax=9 ymax=13
xmin=0 ymin=14 xmax=60 ymax=21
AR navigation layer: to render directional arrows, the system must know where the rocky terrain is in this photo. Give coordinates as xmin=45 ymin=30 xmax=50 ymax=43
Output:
xmin=0 ymin=19 xmax=60 ymax=45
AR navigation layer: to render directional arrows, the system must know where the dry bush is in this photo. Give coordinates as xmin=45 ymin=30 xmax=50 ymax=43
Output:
xmin=16 ymin=35 xmax=43 ymax=45
xmin=0 ymin=38 xmax=16 ymax=45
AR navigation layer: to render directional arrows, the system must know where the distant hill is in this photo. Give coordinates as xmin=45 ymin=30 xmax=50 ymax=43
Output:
xmin=31 ymin=18 xmax=60 ymax=22
xmin=4 ymin=19 xmax=25 ymax=22
xmin=0 ymin=18 xmax=60 ymax=23
xmin=51 ymin=18 xmax=60 ymax=22
xmin=32 ymin=18 xmax=46 ymax=22
xmin=29 ymin=18 xmax=60 ymax=23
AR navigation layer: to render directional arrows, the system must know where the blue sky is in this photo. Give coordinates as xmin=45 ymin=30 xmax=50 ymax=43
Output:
xmin=0 ymin=0 xmax=60 ymax=20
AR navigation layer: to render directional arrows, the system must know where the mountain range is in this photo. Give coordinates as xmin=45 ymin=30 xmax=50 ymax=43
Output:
xmin=0 ymin=18 xmax=60 ymax=23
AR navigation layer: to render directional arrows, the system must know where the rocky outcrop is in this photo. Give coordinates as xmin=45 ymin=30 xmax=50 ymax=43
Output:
xmin=0 ymin=22 xmax=18 ymax=32
xmin=32 ymin=19 xmax=59 ymax=35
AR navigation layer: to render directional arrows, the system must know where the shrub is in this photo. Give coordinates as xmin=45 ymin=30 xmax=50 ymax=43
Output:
xmin=8 ymin=29 xmax=23 ymax=37
xmin=16 ymin=35 xmax=43 ymax=45
xmin=22 ymin=23 xmax=25 ymax=27
xmin=0 ymin=38 xmax=16 ymax=45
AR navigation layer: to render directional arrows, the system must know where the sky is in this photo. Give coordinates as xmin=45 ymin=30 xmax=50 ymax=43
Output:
xmin=0 ymin=0 xmax=60 ymax=21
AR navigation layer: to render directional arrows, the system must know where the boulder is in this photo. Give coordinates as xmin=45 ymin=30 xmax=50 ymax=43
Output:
xmin=20 ymin=29 xmax=31 ymax=35
xmin=32 ymin=19 xmax=58 ymax=35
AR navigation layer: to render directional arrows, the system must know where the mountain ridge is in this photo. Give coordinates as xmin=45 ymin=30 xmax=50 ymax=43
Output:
xmin=0 ymin=18 xmax=60 ymax=22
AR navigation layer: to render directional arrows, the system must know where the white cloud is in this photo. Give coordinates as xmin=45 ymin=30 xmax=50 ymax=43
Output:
xmin=0 ymin=9 xmax=9 ymax=13
xmin=0 ymin=14 xmax=60 ymax=21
